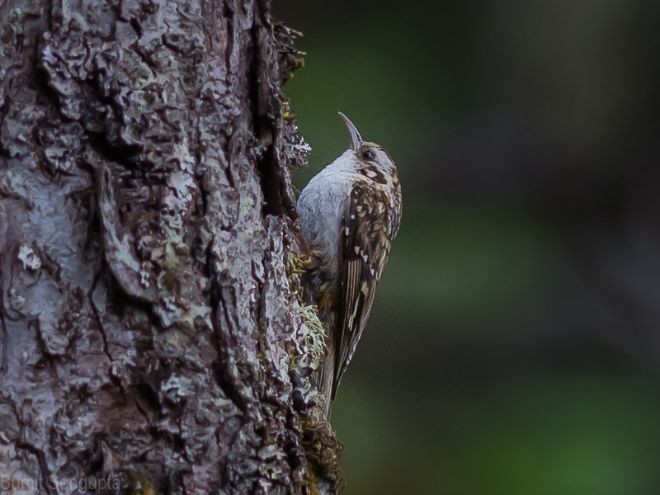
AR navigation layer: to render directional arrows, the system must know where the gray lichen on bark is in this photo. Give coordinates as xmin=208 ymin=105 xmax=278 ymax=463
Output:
xmin=0 ymin=0 xmax=341 ymax=493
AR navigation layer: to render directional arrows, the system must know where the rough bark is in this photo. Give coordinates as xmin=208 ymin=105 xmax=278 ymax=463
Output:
xmin=0 ymin=0 xmax=341 ymax=493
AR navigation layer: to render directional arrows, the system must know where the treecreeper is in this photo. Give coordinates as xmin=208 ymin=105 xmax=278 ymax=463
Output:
xmin=297 ymin=113 xmax=403 ymax=417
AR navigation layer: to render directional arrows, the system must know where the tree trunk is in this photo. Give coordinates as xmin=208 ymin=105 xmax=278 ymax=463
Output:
xmin=0 ymin=0 xmax=341 ymax=493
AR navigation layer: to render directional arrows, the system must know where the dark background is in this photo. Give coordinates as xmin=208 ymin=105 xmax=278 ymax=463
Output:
xmin=276 ymin=1 xmax=660 ymax=493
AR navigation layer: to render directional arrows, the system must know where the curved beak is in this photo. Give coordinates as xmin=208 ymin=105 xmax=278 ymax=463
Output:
xmin=338 ymin=112 xmax=363 ymax=151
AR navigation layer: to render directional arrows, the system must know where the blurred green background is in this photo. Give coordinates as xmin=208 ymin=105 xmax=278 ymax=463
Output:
xmin=276 ymin=1 xmax=660 ymax=493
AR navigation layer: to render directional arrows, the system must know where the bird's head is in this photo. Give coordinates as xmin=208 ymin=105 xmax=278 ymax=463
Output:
xmin=338 ymin=112 xmax=398 ymax=184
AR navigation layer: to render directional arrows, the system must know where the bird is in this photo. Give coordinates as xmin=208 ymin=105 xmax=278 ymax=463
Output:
xmin=297 ymin=113 xmax=402 ymax=416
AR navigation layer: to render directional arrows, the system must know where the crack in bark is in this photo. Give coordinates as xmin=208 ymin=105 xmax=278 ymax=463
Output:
xmin=0 ymin=94 xmax=10 ymax=158
xmin=30 ymin=319 xmax=61 ymax=372
xmin=0 ymin=264 xmax=8 ymax=376
xmin=9 ymin=402 xmax=56 ymax=495
xmin=211 ymin=284 xmax=250 ymax=413
xmin=43 ymin=0 xmax=53 ymax=32
xmin=14 ymin=440 xmax=56 ymax=495
xmin=222 ymin=0 xmax=235 ymax=77
xmin=249 ymin=7 xmax=286 ymax=218
xmin=89 ymin=269 xmax=114 ymax=366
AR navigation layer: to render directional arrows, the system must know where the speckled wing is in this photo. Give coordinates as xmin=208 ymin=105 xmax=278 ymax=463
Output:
xmin=332 ymin=181 xmax=395 ymax=398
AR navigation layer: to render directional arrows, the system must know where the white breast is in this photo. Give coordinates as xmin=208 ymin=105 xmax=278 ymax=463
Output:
xmin=297 ymin=150 xmax=355 ymax=280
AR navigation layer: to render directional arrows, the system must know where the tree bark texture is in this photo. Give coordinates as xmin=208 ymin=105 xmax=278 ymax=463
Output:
xmin=0 ymin=0 xmax=341 ymax=493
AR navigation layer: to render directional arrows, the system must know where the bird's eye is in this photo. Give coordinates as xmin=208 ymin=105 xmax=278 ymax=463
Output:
xmin=361 ymin=149 xmax=376 ymax=162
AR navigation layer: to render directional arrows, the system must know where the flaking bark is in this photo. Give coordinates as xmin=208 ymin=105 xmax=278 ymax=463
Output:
xmin=0 ymin=0 xmax=341 ymax=493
